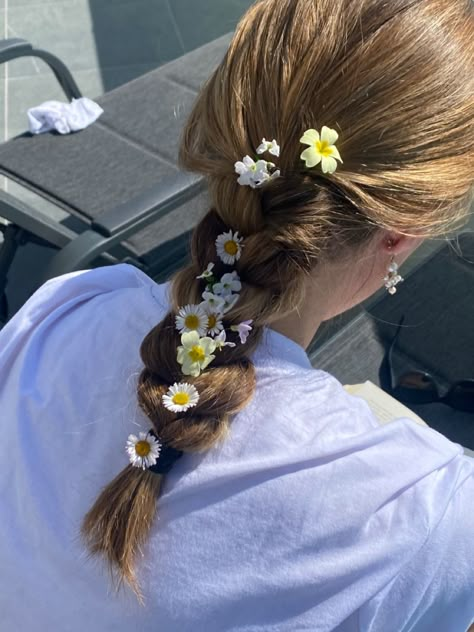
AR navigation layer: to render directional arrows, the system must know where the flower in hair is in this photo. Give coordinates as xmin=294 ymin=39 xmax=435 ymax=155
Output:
xmin=214 ymin=330 xmax=236 ymax=350
xmin=213 ymin=271 xmax=242 ymax=296
xmin=215 ymin=230 xmax=244 ymax=265
xmin=222 ymin=293 xmax=240 ymax=314
xmin=177 ymin=331 xmax=216 ymax=377
xmin=256 ymin=138 xmax=280 ymax=157
xmin=300 ymin=126 xmax=342 ymax=174
xmin=196 ymin=262 xmax=215 ymax=280
xmin=201 ymin=291 xmax=226 ymax=313
xmin=175 ymin=304 xmax=208 ymax=337
xmin=205 ymin=310 xmax=224 ymax=337
xmin=126 ymin=431 xmax=161 ymax=470
xmin=162 ymin=382 xmax=199 ymax=413
xmin=230 ymin=319 xmax=253 ymax=344
xmin=234 ymin=156 xmax=280 ymax=188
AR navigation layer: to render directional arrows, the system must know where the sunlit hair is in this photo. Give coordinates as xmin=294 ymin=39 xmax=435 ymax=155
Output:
xmin=81 ymin=0 xmax=474 ymax=601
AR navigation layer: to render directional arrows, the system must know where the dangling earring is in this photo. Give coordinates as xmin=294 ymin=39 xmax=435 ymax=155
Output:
xmin=384 ymin=242 xmax=404 ymax=295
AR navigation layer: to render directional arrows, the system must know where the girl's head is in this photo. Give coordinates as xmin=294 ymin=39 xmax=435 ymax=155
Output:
xmin=82 ymin=0 xmax=474 ymax=600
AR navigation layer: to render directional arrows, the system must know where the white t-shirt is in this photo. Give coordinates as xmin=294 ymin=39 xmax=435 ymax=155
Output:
xmin=0 ymin=263 xmax=472 ymax=632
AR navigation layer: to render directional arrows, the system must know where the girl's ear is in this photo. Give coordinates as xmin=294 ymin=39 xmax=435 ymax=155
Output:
xmin=381 ymin=231 xmax=425 ymax=257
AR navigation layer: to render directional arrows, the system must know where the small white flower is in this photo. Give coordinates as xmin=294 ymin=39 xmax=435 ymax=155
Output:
xmin=196 ymin=262 xmax=215 ymax=280
xmin=214 ymin=330 xmax=236 ymax=350
xmin=162 ymin=382 xmax=199 ymax=413
xmin=177 ymin=331 xmax=216 ymax=377
xmin=215 ymin=230 xmax=244 ymax=265
xmin=212 ymin=271 xmax=242 ymax=296
xmin=201 ymin=291 xmax=226 ymax=313
xmin=126 ymin=431 xmax=162 ymax=470
xmin=222 ymin=293 xmax=240 ymax=314
xmin=256 ymin=138 xmax=280 ymax=157
xmin=234 ymin=156 xmax=272 ymax=188
xmin=175 ymin=304 xmax=208 ymax=336
xmin=230 ymin=319 xmax=253 ymax=344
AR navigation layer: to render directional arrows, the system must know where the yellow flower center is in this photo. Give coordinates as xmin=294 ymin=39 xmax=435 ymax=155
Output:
xmin=135 ymin=440 xmax=151 ymax=457
xmin=172 ymin=392 xmax=190 ymax=406
xmin=315 ymin=140 xmax=334 ymax=157
xmin=207 ymin=314 xmax=217 ymax=329
xmin=184 ymin=314 xmax=200 ymax=330
xmin=224 ymin=240 xmax=238 ymax=255
xmin=189 ymin=345 xmax=205 ymax=363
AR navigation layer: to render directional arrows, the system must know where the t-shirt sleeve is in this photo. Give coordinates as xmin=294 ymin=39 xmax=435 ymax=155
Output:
xmin=0 ymin=263 xmax=142 ymax=373
xmin=359 ymin=452 xmax=474 ymax=632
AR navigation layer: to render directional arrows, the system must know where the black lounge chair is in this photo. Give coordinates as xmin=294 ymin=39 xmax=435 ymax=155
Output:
xmin=0 ymin=33 xmax=233 ymax=325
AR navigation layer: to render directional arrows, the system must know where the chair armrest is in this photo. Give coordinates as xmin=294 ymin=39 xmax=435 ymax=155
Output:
xmin=0 ymin=38 xmax=33 ymax=64
xmin=0 ymin=38 xmax=82 ymax=100
xmin=37 ymin=172 xmax=206 ymax=282
xmin=91 ymin=172 xmax=206 ymax=238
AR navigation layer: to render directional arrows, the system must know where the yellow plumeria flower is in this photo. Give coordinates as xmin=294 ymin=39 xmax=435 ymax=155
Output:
xmin=300 ymin=126 xmax=343 ymax=174
xmin=177 ymin=331 xmax=216 ymax=377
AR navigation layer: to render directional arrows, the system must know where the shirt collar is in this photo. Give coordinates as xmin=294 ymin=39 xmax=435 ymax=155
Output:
xmin=251 ymin=326 xmax=313 ymax=370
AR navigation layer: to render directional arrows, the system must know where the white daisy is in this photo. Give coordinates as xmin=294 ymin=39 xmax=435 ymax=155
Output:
xmin=205 ymin=311 xmax=224 ymax=337
xmin=214 ymin=329 xmax=236 ymax=350
xmin=215 ymin=230 xmax=244 ymax=265
xmin=212 ymin=271 xmax=242 ymax=296
xmin=162 ymin=382 xmax=199 ymax=413
xmin=256 ymin=138 xmax=280 ymax=157
xmin=196 ymin=262 xmax=215 ymax=280
xmin=126 ymin=431 xmax=162 ymax=470
xmin=175 ymin=304 xmax=208 ymax=336
xmin=177 ymin=331 xmax=217 ymax=377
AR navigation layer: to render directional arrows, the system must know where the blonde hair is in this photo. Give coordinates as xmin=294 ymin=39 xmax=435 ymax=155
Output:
xmin=82 ymin=0 xmax=474 ymax=601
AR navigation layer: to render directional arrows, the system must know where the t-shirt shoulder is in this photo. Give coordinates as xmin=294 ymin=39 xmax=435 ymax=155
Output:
xmin=0 ymin=263 xmax=167 ymax=363
xmin=11 ymin=263 xmax=164 ymax=321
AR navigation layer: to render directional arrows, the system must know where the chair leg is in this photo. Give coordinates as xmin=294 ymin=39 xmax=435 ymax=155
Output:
xmin=0 ymin=291 xmax=7 ymax=326
xmin=0 ymin=223 xmax=30 ymax=325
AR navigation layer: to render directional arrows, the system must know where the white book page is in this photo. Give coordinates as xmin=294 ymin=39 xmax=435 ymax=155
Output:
xmin=344 ymin=380 xmax=428 ymax=427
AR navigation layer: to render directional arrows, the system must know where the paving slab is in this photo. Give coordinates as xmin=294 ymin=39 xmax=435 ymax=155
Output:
xmin=169 ymin=0 xmax=252 ymax=52
xmin=6 ymin=0 xmax=182 ymax=79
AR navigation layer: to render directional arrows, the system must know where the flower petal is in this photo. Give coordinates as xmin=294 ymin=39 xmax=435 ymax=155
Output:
xmin=300 ymin=129 xmax=319 ymax=146
xmin=234 ymin=161 xmax=247 ymax=175
xmin=321 ymin=155 xmax=338 ymax=174
xmin=320 ymin=126 xmax=339 ymax=145
xmin=200 ymin=337 xmax=217 ymax=354
xmin=300 ymin=146 xmax=321 ymax=168
xmin=200 ymin=354 xmax=215 ymax=372
xmin=329 ymin=145 xmax=343 ymax=163
xmin=181 ymin=330 xmax=200 ymax=349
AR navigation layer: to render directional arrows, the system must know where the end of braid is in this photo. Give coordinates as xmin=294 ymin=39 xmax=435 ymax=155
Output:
xmin=81 ymin=466 xmax=162 ymax=605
